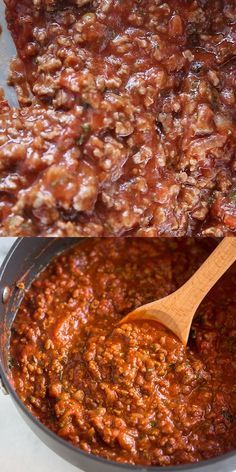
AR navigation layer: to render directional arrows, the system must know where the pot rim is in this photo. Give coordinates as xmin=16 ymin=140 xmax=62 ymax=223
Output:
xmin=0 ymin=237 xmax=235 ymax=472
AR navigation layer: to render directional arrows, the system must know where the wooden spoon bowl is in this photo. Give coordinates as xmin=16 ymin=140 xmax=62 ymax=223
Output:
xmin=119 ymin=238 xmax=236 ymax=345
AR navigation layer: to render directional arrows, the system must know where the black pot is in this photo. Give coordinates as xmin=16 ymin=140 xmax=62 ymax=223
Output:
xmin=0 ymin=238 xmax=235 ymax=472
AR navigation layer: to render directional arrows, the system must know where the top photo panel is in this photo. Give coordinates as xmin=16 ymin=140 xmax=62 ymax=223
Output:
xmin=0 ymin=0 xmax=235 ymax=237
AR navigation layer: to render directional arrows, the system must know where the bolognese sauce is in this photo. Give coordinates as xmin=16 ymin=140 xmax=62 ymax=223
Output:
xmin=0 ymin=0 xmax=235 ymax=236
xmin=10 ymin=238 xmax=236 ymax=466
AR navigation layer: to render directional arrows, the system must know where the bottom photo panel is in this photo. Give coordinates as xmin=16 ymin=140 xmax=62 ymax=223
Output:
xmin=0 ymin=237 xmax=235 ymax=472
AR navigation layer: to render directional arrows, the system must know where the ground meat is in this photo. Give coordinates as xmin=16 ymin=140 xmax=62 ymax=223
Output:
xmin=1 ymin=0 xmax=235 ymax=236
xmin=10 ymin=238 xmax=236 ymax=466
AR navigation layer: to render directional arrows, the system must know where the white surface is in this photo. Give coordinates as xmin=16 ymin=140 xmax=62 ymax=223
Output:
xmin=0 ymin=238 xmax=79 ymax=472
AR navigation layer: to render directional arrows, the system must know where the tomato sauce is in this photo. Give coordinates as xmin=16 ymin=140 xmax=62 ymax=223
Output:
xmin=10 ymin=238 xmax=236 ymax=466
xmin=0 ymin=0 xmax=235 ymax=236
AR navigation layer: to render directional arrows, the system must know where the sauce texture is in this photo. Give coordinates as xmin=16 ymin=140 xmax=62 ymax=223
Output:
xmin=10 ymin=239 xmax=236 ymax=466
xmin=0 ymin=0 xmax=235 ymax=236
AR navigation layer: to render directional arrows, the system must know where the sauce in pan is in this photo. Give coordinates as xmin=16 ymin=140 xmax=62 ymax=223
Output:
xmin=10 ymin=238 xmax=236 ymax=466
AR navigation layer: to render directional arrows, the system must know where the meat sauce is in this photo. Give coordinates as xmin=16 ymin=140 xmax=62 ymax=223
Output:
xmin=0 ymin=0 xmax=235 ymax=236
xmin=10 ymin=238 xmax=236 ymax=466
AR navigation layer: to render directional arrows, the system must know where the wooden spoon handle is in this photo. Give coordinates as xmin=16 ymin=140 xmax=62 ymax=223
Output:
xmin=176 ymin=237 xmax=236 ymax=315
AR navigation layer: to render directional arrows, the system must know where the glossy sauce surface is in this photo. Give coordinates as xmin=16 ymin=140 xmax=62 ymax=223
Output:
xmin=10 ymin=239 xmax=236 ymax=466
xmin=0 ymin=0 xmax=235 ymax=236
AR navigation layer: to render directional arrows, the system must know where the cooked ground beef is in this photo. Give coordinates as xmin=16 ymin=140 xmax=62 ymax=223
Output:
xmin=0 ymin=0 xmax=235 ymax=236
xmin=10 ymin=238 xmax=236 ymax=466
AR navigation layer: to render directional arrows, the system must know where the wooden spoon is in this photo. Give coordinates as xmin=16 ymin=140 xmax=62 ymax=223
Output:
xmin=119 ymin=237 xmax=236 ymax=345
